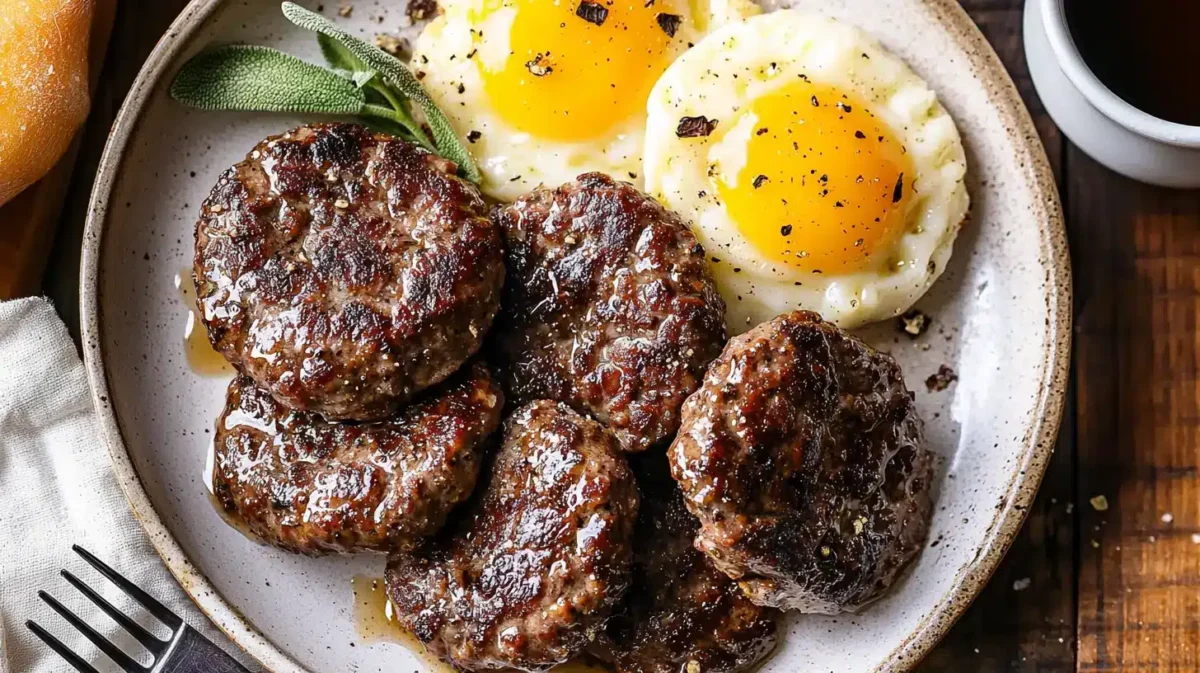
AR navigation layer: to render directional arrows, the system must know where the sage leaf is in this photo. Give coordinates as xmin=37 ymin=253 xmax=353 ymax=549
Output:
xmin=282 ymin=2 xmax=481 ymax=183
xmin=170 ymin=44 xmax=365 ymax=115
xmin=318 ymin=32 xmax=367 ymax=73
xmin=328 ymin=66 xmax=381 ymax=95
xmin=358 ymin=116 xmax=413 ymax=139
xmin=317 ymin=34 xmax=408 ymax=120
xmin=320 ymin=30 xmax=427 ymax=149
xmin=351 ymin=69 xmax=377 ymax=89
xmin=319 ymin=32 xmax=417 ymax=121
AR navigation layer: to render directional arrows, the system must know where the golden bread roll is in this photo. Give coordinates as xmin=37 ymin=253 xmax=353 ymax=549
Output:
xmin=0 ymin=0 xmax=93 ymax=206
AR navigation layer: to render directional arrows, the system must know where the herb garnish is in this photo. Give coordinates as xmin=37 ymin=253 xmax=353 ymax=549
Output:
xmin=656 ymin=13 xmax=682 ymax=37
xmin=169 ymin=2 xmax=479 ymax=183
xmin=576 ymin=1 xmax=609 ymax=26
xmin=676 ymin=115 xmax=717 ymax=138
xmin=526 ymin=53 xmax=554 ymax=77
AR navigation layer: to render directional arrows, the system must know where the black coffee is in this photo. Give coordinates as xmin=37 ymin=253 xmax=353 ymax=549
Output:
xmin=1065 ymin=0 xmax=1200 ymax=126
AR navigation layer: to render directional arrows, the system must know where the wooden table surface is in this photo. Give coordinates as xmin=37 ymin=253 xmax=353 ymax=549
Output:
xmin=38 ymin=0 xmax=1200 ymax=670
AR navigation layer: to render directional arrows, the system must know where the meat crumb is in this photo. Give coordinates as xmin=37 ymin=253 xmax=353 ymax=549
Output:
xmin=407 ymin=0 xmax=439 ymax=22
xmin=897 ymin=309 xmax=931 ymax=338
xmin=337 ymin=4 xmax=353 ymax=17
xmin=374 ymin=34 xmax=411 ymax=60
xmin=924 ymin=365 xmax=957 ymax=392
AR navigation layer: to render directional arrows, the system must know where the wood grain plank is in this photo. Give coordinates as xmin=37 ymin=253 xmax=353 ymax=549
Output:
xmin=1070 ymin=146 xmax=1200 ymax=673
xmin=919 ymin=1 xmax=1076 ymax=670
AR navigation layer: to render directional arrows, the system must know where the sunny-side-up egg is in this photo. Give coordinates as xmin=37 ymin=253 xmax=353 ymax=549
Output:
xmin=643 ymin=10 xmax=969 ymax=331
xmin=412 ymin=0 xmax=759 ymax=200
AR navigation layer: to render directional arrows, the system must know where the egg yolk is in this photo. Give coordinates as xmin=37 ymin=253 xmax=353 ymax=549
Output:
xmin=477 ymin=0 xmax=683 ymax=141
xmin=712 ymin=81 xmax=915 ymax=274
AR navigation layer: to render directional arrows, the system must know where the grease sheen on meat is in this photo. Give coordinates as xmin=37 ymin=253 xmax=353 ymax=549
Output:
xmin=194 ymin=123 xmax=504 ymax=421
xmin=386 ymin=401 xmax=638 ymax=672
xmin=492 ymin=173 xmax=727 ymax=453
xmin=670 ymin=311 xmax=932 ymax=613
xmin=597 ymin=454 xmax=780 ymax=673
xmin=212 ymin=362 xmax=502 ymax=555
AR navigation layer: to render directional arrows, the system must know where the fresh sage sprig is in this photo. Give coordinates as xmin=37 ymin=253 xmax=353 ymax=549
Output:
xmin=169 ymin=1 xmax=480 ymax=183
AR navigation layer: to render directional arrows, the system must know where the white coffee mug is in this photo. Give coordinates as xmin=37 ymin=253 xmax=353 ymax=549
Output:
xmin=1025 ymin=0 xmax=1200 ymax=188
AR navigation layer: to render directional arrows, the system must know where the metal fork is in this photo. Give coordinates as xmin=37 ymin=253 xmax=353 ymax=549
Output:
xmin=26 ymin=545 xmax=250 ymax=673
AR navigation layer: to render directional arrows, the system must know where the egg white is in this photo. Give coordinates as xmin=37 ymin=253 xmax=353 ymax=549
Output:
xmin=643 ymin=10 xmax=969 ymax=331
xmin=413 ymin=0 xmax=759 ymax=201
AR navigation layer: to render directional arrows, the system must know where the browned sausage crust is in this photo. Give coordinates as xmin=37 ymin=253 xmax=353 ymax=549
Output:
xmin=194 ymin=123 xmax=504 ymax=421
xmin=386 ymin=401 xmax=638 ymax=672
xmin=596 ymin=454 xmax=780 ymax=673
xmin=211 ymin=362 xmax=503 ymax=555
xmin=491 ymin=173 xmax=727 ymax=453
xmin=669 ymin=311 xmax=932 ymax=614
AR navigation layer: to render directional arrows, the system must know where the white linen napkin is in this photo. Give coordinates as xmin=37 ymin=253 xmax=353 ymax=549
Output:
xmin=0 ymin=298 xmax=259 ymax=673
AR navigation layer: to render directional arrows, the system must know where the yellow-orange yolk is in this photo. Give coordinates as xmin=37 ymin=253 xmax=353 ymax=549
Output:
xmin=476 ymin=0 xmax=684 ymax=141
xmin=712 ymin=81 xmax=915 ymax=274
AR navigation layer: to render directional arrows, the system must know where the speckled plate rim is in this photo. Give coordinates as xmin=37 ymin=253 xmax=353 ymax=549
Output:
xmin=78 ymin=1 xmax=1071 ymax=671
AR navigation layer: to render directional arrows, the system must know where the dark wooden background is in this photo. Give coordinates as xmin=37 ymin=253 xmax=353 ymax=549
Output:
xmin=39 ymin=0 xmax=1200 ymax=670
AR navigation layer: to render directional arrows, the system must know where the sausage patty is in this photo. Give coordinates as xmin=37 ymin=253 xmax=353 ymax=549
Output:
xmin=385 ymin=400 xmax=638 ymax=672
xmin=194 ymin=123 xmax=504 ymax=421
xmin=669 ymin=311 xmax=932 ymax=613
xmin=211 ymin=362 xmax=502 ymax=555
xmin=596 ymin=454 xmax=780 ymax=673
xmin=491 ymin=173 xmax=727 ymax=453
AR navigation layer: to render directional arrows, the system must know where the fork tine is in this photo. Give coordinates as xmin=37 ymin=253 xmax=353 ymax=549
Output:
xmin=38 ymin=590 xmax=147 ymax=673
xmin=62 ymin=569 xmax=168 ymax=656
xmin=72 ymin=545 xmax=183 ymax=630
xmin=26 ymin=620 xmax=103 ymax=673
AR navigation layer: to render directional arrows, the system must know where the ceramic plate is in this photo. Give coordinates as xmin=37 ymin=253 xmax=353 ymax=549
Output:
xmin=80 ymin=0 xmax=1070 ymax=671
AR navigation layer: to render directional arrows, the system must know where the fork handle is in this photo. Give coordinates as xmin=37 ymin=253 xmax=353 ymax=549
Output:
xmin=157 ymin=626 xmax=251 ymax=673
